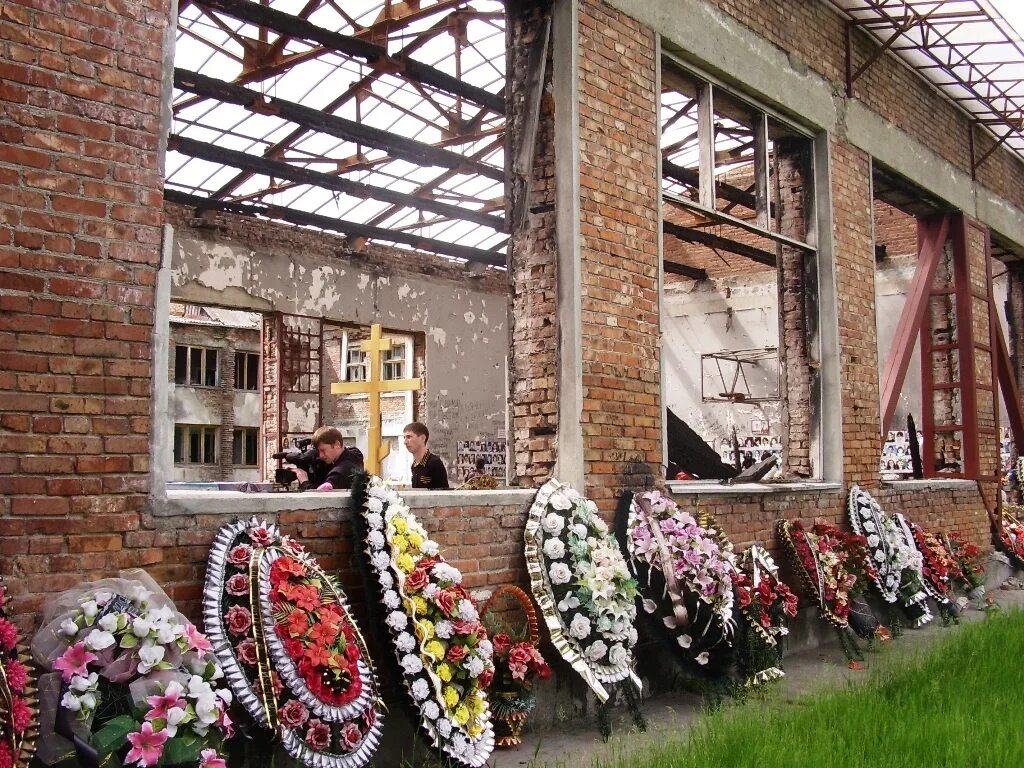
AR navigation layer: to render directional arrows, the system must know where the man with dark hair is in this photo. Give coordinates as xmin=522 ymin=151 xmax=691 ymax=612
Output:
xmin=403 ymin=421 xmax=449 ymax=489
xmin=311 ymin=426 xmax=363 ymax=491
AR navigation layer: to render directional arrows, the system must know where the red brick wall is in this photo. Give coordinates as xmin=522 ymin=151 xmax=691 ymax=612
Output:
xmin=578 ymin=0 xmax=662 ymax=509
xmin=506 ymin=0 xmax=559 ymax=486
xmin=0 ymin=1 xmax=168 ymax=621
xmin=139 ymin=499 xmax=530 ymax=625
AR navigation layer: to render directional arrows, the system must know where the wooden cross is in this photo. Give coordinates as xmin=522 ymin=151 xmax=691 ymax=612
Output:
xmin=330 ymin=323 xmax=421 ymax=476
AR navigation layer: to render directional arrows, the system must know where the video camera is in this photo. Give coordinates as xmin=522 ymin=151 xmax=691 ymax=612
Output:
xmin=272 ymin=437 xmax=319 ymax=489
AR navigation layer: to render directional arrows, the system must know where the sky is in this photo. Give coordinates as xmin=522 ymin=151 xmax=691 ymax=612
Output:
xmin=991 ymin=0 xmax=1024 ymax=40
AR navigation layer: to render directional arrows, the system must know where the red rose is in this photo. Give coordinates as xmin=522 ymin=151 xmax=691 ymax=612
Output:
xmin=737 ymin=587 xmax=752 ymax=608
xmin=446 ymin=644 xmax=467 ymax=664
xmin=508 ymin=644 xmax=532 ymax=669
xmin=225 ymin=606 xmax=252 ymax=637
xmin=406 ymin=567 xmax=429 ymax=592
xmin=436 ymin=589 xmax=459 ymax=619
xmin=227 ymin=545 xmax=252 ymax=568
xmin=226 ymin=574 xmax=250 ymax=597
xmin=279 ymin=699 xmax=310 ymax=728
xmin=305 ymin=719 xmax=331 ymax=750
xmin=236 ymin=638 xmax=259 ymax=666
xmin=452 ymin=619 xmax=477 ymax=637
xmin=492 ymin=633 xmax=513 ymax=657
xmin=340 ymin=722 xmax=363 ymax=752
xmin=249 ymin=526 xmax=275 ymax=547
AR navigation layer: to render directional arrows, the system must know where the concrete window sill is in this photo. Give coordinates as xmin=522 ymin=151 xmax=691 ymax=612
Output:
xmin=665 ymin=480 xmax=841 ymax=496
xmin=882 ymin=478 xmax=977 ymax=491
xmin=154 ymin=487 xmax=537 ymax=517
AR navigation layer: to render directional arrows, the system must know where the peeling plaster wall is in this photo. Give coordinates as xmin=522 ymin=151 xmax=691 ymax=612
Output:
xmin=170 ymin=232 xmax=508 ymax=472
xmin=663 ymin=276 xmax=783 ymax=454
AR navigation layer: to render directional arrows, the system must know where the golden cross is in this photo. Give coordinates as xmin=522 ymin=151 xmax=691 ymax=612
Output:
xmin=330 ymin=323 xmax=422 ymax=476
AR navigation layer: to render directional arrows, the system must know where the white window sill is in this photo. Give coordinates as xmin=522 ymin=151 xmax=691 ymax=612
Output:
xmin=153 ymin=487 xmax=537 ymax=517
xmin=882 ymin=478 xmax=977 ymax=491
xmin=665 ymin=480 xmax=841 ymax=495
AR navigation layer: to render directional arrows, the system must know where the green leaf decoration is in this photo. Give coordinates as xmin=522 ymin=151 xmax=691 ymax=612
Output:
xmin=92 ymin=714 xmax=137 ymax=757
xmin=160 ymin=733 xmax=206 ymax=766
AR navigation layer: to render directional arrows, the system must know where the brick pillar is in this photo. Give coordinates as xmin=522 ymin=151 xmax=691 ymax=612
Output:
xmin=506 ymin=0 xmax=559 ymax=486
xmin=577 ymin=0 xmax=661 ymax=510
xmin=219 ymin=338 xmax=236 ymax=481
xmin=0 ymin=1 xmax=169 ymax=621
xmin=829 ymin=139 xmax=881 ymax=487
xmin=776 ymin=139 xmax=814 ymax=477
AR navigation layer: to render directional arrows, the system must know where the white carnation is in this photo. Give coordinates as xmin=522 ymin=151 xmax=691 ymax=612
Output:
xmin=867 ymin=534 xmax=880 ymax=547
xmin=401 ymin=654 xmax=424 ymax=675
xmin=386 ymin=611 xmax=409 ymax=631
xmin=368 ymin=531 xmax=386 ymax=550
xmin=458 ymin=600 xmax=478 ymax=622
xmin=378 ymin=571 xmax=394 ymax=590
xmin=423 ymin=701 xmax=440 ymax=720
xmin=383 ymin=590 xmax=401 ymax=610
xmin=421 ymin=540 xmax=439 ymax=556
xmin=435 ymin=620 xmax=454 ymax=639
xmin=372 ymin=551 xmax=391 ymax=571
xmin=423 ymin=583 xmax=440 ymax=599
xmin=365 ymin=512 xmax=384 ymax=530
xmin=432 ymin=563 xmax=462 ymax=584
xmin=465 ymin=655 xmax=485 ymax=678
xmin=437 ymin=718 xmax=453 ymax=738
xmin=411 ymin=678 xmax=430 ymax=701
xmin=366 ymin=497 xmax=384 ymax=514
xmin=397 ymin=632 xmax=416 ymax=652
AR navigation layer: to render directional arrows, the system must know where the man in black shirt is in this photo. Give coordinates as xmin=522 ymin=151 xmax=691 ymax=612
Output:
xmin=403 ymin=421 xmax=449 ymax=489
xmin=311 ymin=426 xmax=364 ymax=490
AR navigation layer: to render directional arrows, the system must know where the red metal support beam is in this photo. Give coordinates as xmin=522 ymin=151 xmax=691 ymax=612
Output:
xmin=880 ymin=213 xmax=950 ymax=437
xmin=993 ymin=284 xmax=1024 ymax=453
xmin=951 ymin=214 xmax=980 ymax=478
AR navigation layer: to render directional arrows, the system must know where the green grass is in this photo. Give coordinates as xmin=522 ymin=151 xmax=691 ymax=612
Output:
xmin=592 ymin=610 xmax=1024 ymax=768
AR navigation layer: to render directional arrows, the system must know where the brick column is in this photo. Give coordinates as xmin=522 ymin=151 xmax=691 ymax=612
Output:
xmin=577 ymin=0 xmax=662 ymax=509
xmin=0 ymin=2 xmax=169 ymax=621
xmin=506 ymin=0 xmax=560 ymax=487
xmin=829 ymin=139 xmax=881 ymax=487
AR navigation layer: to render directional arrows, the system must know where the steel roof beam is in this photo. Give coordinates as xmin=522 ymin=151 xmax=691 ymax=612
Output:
xmin=190 ymin=0 xmax=505 ymax=114
xmin=165 ymin=189 xmax=508 ymax=266
xmin=168 ymin=134 xmax=505 ymax=231
xmin=174 ymin=69 xmax=505 ymax=182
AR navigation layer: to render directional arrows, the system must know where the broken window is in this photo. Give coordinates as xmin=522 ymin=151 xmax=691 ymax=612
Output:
xmin=174 ymin=345 xmax=218 ymax=387
xmin=234 ymin=351 xmax=260 ymax=391
xmin=174 ymin=425 xmax=218 ymax=465
xmin=233 ymin=427 xmax=259 ymax=466
xmin=660 ymin=57 xmax=819 ymax=480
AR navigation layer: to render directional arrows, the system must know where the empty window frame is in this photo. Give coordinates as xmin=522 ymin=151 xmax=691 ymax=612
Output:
xmin=173 ymin=425 xmax=218 ymax=464
xmin=661 ymin=57 xmax=821 ymax=479
xmin=174 ymin=345 xmax=219 ymax=387
xmin=232 ymin=427 xmax=259 ymax=466
xmin=383 ymin=342 xmax=408 ymax=381
xmin=234 ymin=351 xmax=260 ymax=391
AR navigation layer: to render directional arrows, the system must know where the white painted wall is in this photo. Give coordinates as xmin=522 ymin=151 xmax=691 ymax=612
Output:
xmin=170 ymin=233 xmax=508 ymax=473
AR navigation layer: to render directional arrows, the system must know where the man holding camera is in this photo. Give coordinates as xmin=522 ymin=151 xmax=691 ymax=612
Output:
xmin=311 ymin=426 xmax=363 ymax=490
